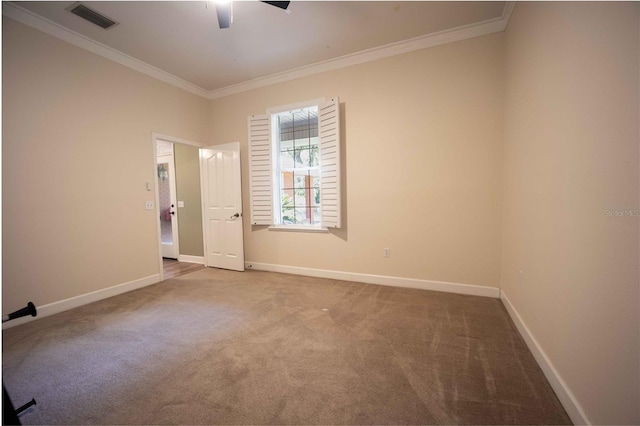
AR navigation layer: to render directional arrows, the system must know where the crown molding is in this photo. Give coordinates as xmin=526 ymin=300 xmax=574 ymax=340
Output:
xmin=4 ymin=1 xmax=516 ymax=101
xmin=206 ymin=3 xmax=514 ymax=100
xmin=3 ymin=2 xmax=210 ymax=98
xmin=501 ymin=1 xmax=516 ymax=30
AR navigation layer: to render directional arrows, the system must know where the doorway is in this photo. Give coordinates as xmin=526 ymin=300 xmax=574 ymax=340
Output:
xmin=152 ymin=134 xmax=245 ymax=281
xmin=153 ymin=133 xmax=206 ymax=282
xmin=157 ymin=140 xmax=179 ymax=259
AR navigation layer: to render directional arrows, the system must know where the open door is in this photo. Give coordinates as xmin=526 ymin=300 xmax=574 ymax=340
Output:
xmin=200 ymin=142 xmax=245 ymax=271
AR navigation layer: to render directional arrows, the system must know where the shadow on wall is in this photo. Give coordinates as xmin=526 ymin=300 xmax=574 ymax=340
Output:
xmin=331 ymin=102 xmax=348 ymax=242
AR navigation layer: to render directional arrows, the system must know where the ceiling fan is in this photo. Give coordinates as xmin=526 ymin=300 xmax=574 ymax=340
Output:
xmin=213 ymin=1 xmax=291 ymax=29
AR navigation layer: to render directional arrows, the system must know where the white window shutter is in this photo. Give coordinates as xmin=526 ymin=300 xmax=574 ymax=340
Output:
xmin=319 ymin=98 xmax=341 ymax=228
xmin=248 ymin=114 xmax=273 ymax=225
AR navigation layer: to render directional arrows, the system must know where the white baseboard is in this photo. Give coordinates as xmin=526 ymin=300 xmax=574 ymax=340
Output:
xmin=178 ymin=255 xmax=205 ymax=264
xmin=500 ymin=290 xmax=590 ymax=425
xmin=2 ymin=274 xmax=161 ymax=330
xmin=245 ymin=261 xmax=500 ymax=298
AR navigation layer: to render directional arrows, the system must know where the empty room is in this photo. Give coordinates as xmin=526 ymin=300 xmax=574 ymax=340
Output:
xmin=2 ymin=1 xmax=638 ymax=425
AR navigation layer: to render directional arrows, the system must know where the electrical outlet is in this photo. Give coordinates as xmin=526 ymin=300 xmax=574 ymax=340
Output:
xmin=145 ymin=201 xmax=154 ymax=210
xmin=384 ymin=248 xmax=390 ymax=258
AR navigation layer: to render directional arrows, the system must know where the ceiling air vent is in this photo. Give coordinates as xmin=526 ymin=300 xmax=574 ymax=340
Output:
xmin=67 ymin=2 xmax=118 ymax=30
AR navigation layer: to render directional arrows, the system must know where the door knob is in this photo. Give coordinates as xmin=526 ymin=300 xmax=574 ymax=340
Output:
xmin=230 ymin=212 xmax=240 ymax=219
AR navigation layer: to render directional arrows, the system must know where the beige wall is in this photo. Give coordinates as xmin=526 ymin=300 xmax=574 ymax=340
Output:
xmin=2 ymin=17 xmax=209 ymax=311
xmin=211 ymin=33 xmax=504 ymax=288
xmin=502 ymin=2 xmax=639 ymax=424
xmin=175 ymin=143 xmax=204 ymax=257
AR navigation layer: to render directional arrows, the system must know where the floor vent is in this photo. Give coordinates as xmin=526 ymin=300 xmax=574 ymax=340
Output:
xmin=67 ymin=2 xmax=118 ymax=30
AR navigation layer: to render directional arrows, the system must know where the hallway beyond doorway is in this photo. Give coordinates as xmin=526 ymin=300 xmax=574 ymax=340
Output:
xmin=163 ymin=259 xmax=205 ymax=280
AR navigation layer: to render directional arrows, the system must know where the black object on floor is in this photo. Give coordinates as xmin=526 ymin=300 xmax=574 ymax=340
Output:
xmin=2 ymin=302 xmax=38 ymax=425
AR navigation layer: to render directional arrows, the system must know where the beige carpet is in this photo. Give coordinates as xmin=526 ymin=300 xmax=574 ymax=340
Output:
xmin=2 ymin=268 xmax=571 ymax=425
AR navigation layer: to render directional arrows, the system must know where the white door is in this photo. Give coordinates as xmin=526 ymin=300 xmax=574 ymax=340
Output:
xmin=200 ymin=142 xmax=245 ymax=271
xmin=157 ymin=153 xmax=179 ymax=259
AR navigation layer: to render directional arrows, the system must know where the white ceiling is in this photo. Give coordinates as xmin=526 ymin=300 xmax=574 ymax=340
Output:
xmin=7 ymin=1 xmax=510 ymax=98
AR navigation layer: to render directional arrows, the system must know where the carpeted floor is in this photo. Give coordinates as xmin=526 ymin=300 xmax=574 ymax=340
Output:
xmin=2 ymin=268 xmax=571 ymax=425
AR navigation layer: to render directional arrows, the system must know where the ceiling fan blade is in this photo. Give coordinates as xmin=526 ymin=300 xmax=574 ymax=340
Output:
xmin=216 ymin=2 xmax=232 ymax=29
xmin=261 ymin=1 xmax=290 ymax=10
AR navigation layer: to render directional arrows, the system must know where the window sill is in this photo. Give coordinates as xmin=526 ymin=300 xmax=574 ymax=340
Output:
xmin=268 ymin=225 xmax=329 ymax=233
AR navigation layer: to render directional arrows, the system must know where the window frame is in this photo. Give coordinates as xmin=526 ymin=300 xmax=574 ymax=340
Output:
xmin=269 ymin=100 xmax=325 ymax=231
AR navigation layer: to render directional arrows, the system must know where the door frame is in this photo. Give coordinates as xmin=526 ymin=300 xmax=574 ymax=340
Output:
xmin=152 ymin=133 xmax=203 ymax=281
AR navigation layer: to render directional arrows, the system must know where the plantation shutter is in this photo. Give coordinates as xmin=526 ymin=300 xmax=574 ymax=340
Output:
xmin=248 ymin=114 xmax=273 ymax=225
xmin=319 ymin=97 xmax=341 ymax=228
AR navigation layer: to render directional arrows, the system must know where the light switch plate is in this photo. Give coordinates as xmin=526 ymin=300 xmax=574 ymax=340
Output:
xmin=177 ymin=201 xmax=185 ymax=208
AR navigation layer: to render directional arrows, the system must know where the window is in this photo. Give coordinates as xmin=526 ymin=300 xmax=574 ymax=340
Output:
xmin=248 ymin=98 xmax=341 ymax=230
xmin=275 ymin=107 xmax=320 ymax=226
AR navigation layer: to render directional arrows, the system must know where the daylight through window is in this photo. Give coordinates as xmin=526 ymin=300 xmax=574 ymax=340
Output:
xmin=275 ymin=107 xmax=321 ymax=226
